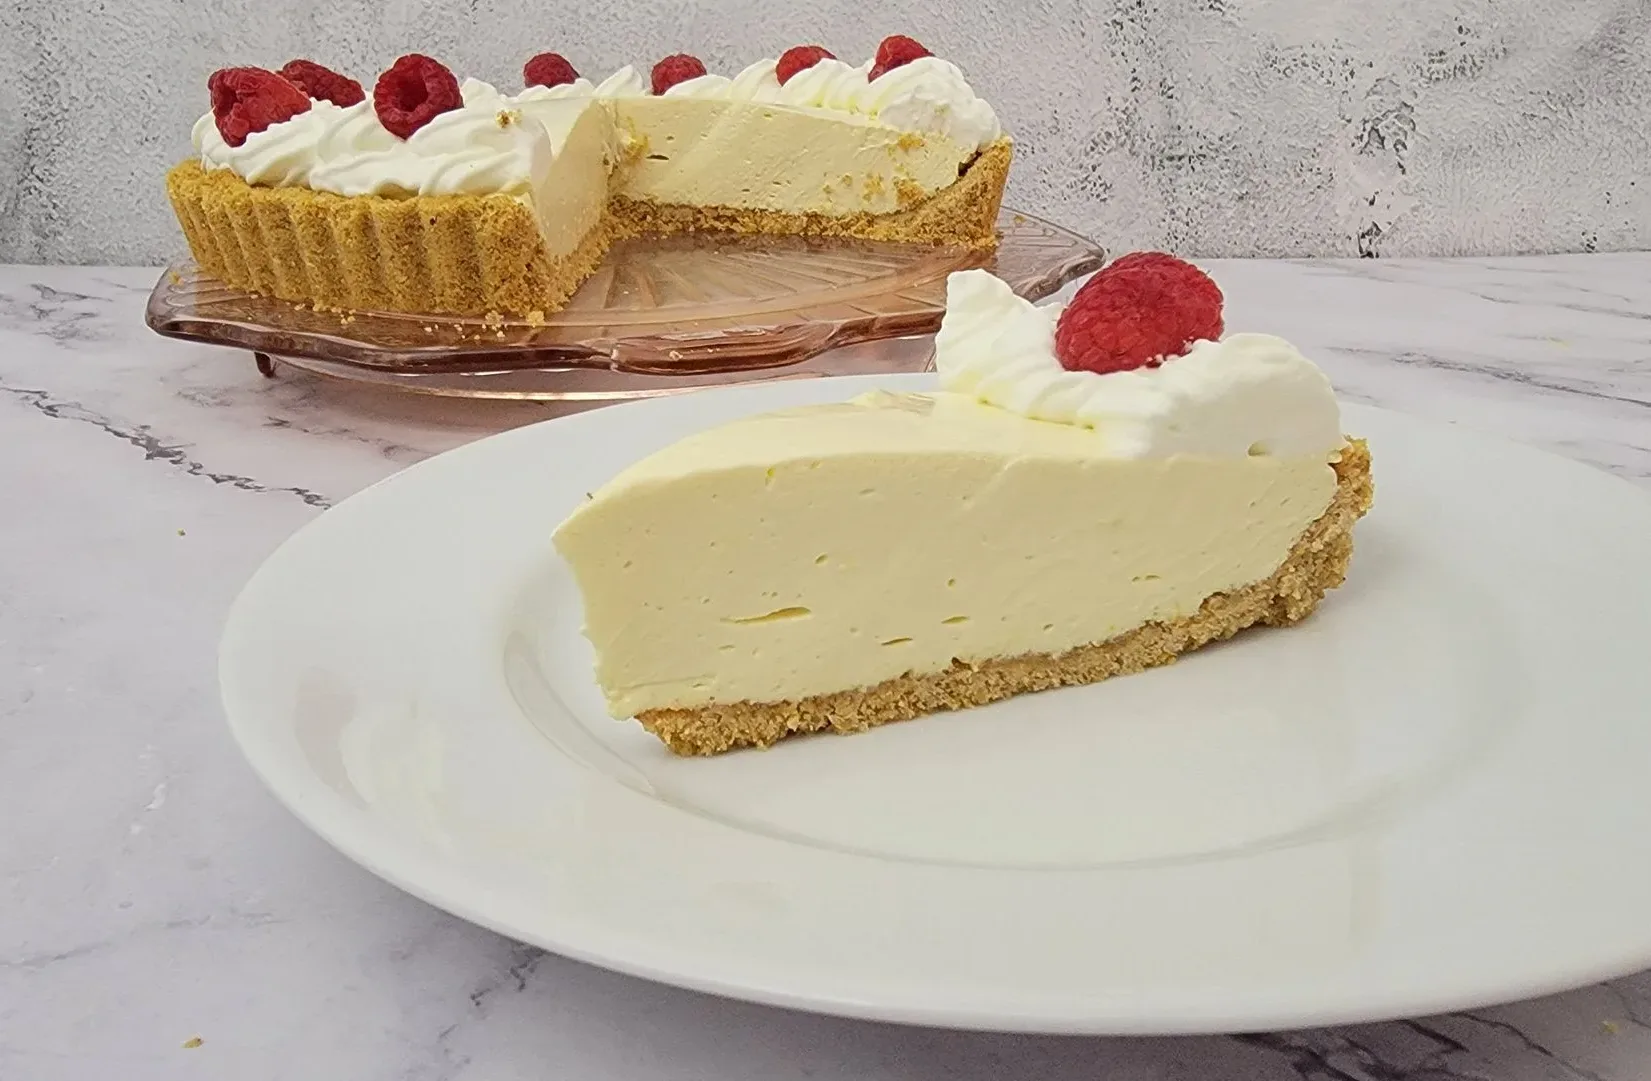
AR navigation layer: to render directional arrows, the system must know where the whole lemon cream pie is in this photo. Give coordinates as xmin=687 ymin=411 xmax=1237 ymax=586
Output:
xmin=554 ymin=254 xmax=1374 ymax=755
xmin=165 ymin=37 xmax=1010 ymax=316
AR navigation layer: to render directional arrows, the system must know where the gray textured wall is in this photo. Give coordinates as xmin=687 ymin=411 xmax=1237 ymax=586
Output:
xmin=2 ymin=0 xmax=1648 ymax=265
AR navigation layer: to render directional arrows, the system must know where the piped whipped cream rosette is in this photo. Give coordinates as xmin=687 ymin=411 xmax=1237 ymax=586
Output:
xmin=934 ymin=256 xmax=1343 ymax=460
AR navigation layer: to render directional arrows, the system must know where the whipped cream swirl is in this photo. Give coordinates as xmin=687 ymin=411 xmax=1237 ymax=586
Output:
xmin=516 ymin=65 xmax=649 ymax=100
xmin=194 ymin=79 xmax=577 ymax=197
xmin=852 ymin=57 xmax=1002 ymax=149
xmin=660 ymin=56 xmax=1001 ymax=148
xmin=933 ymin=270 xmax=1343 ymax=459
xmin=192 ymin=105 xmax=334 ymax=189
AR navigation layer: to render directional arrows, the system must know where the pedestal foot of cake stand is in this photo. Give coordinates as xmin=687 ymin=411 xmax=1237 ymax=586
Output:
xmin=253 ymin=352 xmax=276 ymax=378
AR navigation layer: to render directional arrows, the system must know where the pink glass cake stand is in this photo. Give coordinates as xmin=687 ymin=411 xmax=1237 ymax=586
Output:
xmin=145 ymin=208 xmax=1104 ymax=402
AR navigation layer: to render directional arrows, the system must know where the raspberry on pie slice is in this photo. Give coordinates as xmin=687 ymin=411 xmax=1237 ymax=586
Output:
xmin=208 ymin=67 xmax=312 ymax=147
xmin=869 ymin=35 xmax=932 ymax=80
xmin=278 ymin=60 xmax=365 ymax=107
xmin=373 ymin=54 xmax=463 ymax=139
xmin=651 ymin=53 xmax=707 ymax=95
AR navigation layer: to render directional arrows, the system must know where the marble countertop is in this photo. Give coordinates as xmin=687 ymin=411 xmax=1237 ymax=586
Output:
xmin=3 ymin=255 xmax=1650 ymax=1080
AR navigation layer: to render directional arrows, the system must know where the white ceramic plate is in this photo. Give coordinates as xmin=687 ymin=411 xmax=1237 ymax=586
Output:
xmin=221 ymin=374 xmax=1651 ymax=1035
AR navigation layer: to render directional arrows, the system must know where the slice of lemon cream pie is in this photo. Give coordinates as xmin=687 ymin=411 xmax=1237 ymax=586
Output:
xmin=554 ymin=254 xmax=1374 ymax=755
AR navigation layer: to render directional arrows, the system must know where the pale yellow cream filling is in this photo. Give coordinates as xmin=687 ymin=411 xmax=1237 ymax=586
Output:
xmin=611 ymin=98 xmax=977 ymax=215
xmin=554 ymin=392 xmax=1339 ymax=718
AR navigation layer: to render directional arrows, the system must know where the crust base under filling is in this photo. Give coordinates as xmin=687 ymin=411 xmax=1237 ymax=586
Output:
xmin=638 ymin=439 xmax=1375 ymax=756
xmin=609 ymin=138 xmax=1011 ymax=250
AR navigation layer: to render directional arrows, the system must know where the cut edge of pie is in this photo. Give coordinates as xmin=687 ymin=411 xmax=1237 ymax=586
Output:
xmin=636 ymin=438 xmax=1373 ymax=756
xmin=607 ymin=137 xmax=1010 ymax=250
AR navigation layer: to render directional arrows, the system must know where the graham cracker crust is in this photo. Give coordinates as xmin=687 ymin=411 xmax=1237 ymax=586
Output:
xmin=166 ymin=161 xmax=611 ymax=316
xmin=637 ymin=439 xmax=1375 ymax=756
xmin=165 ymin=138 xmax=1010 ymax=316
xmin=608 ymin=139 xmax=1011 ymax=251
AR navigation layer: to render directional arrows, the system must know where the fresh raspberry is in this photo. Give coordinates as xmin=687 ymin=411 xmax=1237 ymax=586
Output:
xmin=523 ymin=51 xmax=580 ymax=89
xmin=1054 ymin=253 xmax=1225 ymax=374
xmin=278 ymin=59 xmax=365 ymax=107
xmin=869 ymin=34 xmax=932 ymax=80
xmin=208 ymin=67 xmax=312 ymax=148
xmin=1103 ymin=251 xmax=1187 ymax=276
xmin=651 ymin=53 xmax=707 ymax=95
xmin=373 ymin=54 xmax=463 ymax=139
xmin=776 ymin=45 xmax=836 ymax=85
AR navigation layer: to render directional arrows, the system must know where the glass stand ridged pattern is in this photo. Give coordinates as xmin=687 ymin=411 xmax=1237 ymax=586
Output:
xmin=145 ymin=208 xmax=1104 ymax=401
